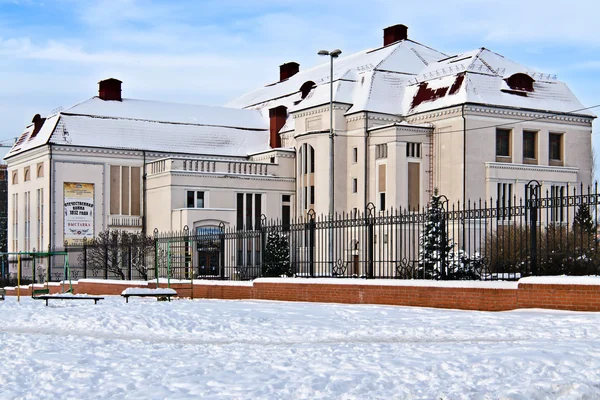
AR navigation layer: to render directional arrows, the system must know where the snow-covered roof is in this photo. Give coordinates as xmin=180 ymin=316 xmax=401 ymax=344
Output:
xmin=227 ymin=43 xmax=595 ymax=131
xmin=6 ymin=97 xmax=269 ymax=158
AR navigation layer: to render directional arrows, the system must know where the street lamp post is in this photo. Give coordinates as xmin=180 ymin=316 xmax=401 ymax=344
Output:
xmin=318 ymin=49 xmax=342 ymax=275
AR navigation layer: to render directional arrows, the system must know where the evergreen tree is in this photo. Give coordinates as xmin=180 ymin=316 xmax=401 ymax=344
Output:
xmin=573 ymin=203 xmax=596 ymax=234
xmin=262 ymin=231 xmax=291 ymax=277
xmin=418 ymin=188 xmax=453 ymax=279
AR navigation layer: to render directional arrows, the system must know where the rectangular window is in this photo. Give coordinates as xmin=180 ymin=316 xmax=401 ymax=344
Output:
xmin=549 ymin=133 xmax=563 ymax=161
xmin=497 ymin=182 xmax=513 ymax=221
xmin=236 ymin=193 xmax=244 ymax=230
xmin=376 ymin=144 xmax=388 ymax=159
xmin=246 ymin=193 xmax=253 ymax=230
xmin=496 ymin=128 xmax=511 ymax=158
xmin=352 ymin=178 xmax=358 ymax=194
xmin=379 ymin=192 xmax=386 ymax=210
xmin=406 ymin=142 xmax=422 ymax=158
xmin=254 ymin=194 xmax=262 ymax=230
xmin=37 ymin=188 xmax=43 ymax=251
xmin=110 ymin=166 xmax=142 ymax=216
xmin=352 ymin=147 xmax=358 ymax=163
xmin=12 ymin=193 xmax=18 ymax=251
xmin=408 ymin=162 xmax=420 ymax=210
xmin=310 ymin=146 xmax=315 ymax=173
xmin=523 ymin=130 xmax=537 ymax=160
xmin=186 ymin=191 xmax=205 ymax=208
xmin=550 ymin=185 xmax=565 ymax=223
xmin=24 ymin=191 xmax=30 ymax=251
xmin=282 ymin=195 xmax=291 ymax=231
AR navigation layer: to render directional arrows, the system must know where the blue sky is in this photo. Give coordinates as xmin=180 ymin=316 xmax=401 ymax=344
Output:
xmin=1 ymin=0 xmax=599 ymax=163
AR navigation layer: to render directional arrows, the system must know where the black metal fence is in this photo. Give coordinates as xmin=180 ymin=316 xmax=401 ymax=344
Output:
xmin=3 ymin=182 xmax=600 ymax=285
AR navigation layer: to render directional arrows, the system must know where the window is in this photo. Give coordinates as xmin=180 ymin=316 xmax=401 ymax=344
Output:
xmin=282 ymin=195 xmax=291 ymax=231
xmin=12 ymin=171 xmax=17 ymax=185
xmin=352 ymin=147 xmax=358 ymax=163
xmin=523 ymin=130 xmax=537 ymax=160
xmin=380 ymin=193 xmax=386 ymax=210
xmin=549 ymin=133 xmax=563 ymax=162
xmin=236 ymin=193 xmax=262 ymax=230
xmin=37 ymin=188 xmax=43 ymax=251
xmin=550 ymin=185 xmax=565 ymax=223
xmin=110 ymin=166 xmax=141 ymax=216
xmin=24 ymin=191 xmax=30 ymax=251
xmin=310 ymin=186 xmax=315 ymax=206
xmin=496 ymin=128 xmax=511 ymax=158
xmin=352 ymin=178 xmax=358 ymax=193
xmin=406 ymin=142 xmax=422 ymax=158
xmin=37 ymin=163 xmax=44 ymax=178
xmin=24 ymin=167 xmax=30 ymax=182
xmin=497 ymin=183 xmax=513 ymax=221
xmin=310 ymin=146 xmax=315 ymax=173
xmin=186 ymin=191 xmax=205 ymax=208
xmin=12 ymin=194 xmax=18 ymax=251
xmin=299 ymin=144 xmax=316 ymax=212
xmin=376 ymin=144 xmax=388 ymax=159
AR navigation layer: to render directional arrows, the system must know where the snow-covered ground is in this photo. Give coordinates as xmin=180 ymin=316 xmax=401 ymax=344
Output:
xmin=1 ymin=298 xmax=599 ymax=399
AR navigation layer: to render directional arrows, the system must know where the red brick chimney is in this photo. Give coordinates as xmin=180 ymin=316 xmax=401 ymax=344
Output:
xmin=279 ymin=62 xmax=299 ymax=81
xmin=98 ymin=78 xmax=122 ymax=101
xmin=383 ymin=24 xmax=408 ymax=46
xmin=269 ymin=106 xmax=287 ymax=148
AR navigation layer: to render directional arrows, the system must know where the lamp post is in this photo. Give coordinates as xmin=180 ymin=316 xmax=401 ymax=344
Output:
xmin=318 ymin=49 xmax=342 ymax=275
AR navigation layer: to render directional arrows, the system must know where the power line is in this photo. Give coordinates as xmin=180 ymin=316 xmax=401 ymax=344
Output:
xmin=335 ymin=104 xmax=600 ymax=138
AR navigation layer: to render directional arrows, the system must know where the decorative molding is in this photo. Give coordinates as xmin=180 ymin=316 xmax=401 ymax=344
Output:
xmin=170 ymin=171 xmax=295 ymax=183
xmin=292 ymin=104 xmax=351 ymax=119
xmin=485 ymin=162 xmax=579 ymax=175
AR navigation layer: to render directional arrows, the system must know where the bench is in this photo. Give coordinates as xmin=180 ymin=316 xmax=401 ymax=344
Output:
xmin=0 ymin=288 xmax=5 ymax=301
xmin=36 ymin=295 xmax=104 ymax=307
xmin=32 ymin=288 xmax=50 ymax=297
xmin=121 ymin=288 xmax=178 ymax=303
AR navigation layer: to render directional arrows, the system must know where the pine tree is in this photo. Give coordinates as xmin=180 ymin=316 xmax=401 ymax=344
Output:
xmin=573 ymin=203 xmax=596 ymax=234
xmin=262 ymin=231 xmax=291 ymax=277
xmin=419 ymin=188 xmax=453 ymax=279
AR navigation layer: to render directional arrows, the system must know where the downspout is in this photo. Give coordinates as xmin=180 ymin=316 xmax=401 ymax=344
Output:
xmin=142 ymin=150 xmax=147 ymax=236
xmin=48 ymin=143 xmax=53 ymax=252
xmin=364 ymin=111 xmax=369 ymax=211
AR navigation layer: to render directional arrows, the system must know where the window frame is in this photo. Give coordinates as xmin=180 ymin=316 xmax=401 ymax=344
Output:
xmin=495 ymin=128 xmax=512 ymax=161
xmin=186 ymin=190 xmax=206 ymax=209
xmin=549 ymin=132 xmax=563 ymax=165
xmin=522 ymin=130 xmax=537 ymax=163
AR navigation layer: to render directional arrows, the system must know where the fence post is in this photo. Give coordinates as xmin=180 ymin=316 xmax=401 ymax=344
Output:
xmin=83 ymin=238 xmax=87 ymax=279
xmin=367 ymin=203 xmax=375 ymax=279
xmin=527 ymin=180 xmax=540 ymax=276
xmin=260 ymin=215 xmax=267 ymax=277
xmin=219 ymin=222 xmax=226 ymax=280
xmin=154 ymin=229 xmax=159 ymax=288
xmin=308 ymin=211 xmax=316 ymax=277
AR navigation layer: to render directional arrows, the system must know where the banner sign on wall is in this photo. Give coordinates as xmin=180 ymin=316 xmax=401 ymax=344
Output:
xmin=64 ymin=182 xmax=95 ymax=245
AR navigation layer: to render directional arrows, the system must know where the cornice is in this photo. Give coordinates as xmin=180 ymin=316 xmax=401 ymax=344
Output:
xmin=171 ymin=171 xmax=295 ymax=182
xmin=406 ymin=106 xmax=463 ymax=123
xmin=485 ymin=162 xmax=579 ymax=174
xmin=346 ymin=114 xmax=400 ymax=123
xmin=466 ymin=106 xmax=592 ymax=125
xmin=292 ymin=104 xmax=351 ymax=119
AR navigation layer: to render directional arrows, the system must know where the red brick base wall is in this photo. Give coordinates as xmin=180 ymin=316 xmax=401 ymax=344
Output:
xmin=3 ymin=280 xmax=600 ymax=312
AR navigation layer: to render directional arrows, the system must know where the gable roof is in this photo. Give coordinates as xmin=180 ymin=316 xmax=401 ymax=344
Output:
xmin=6 ymin=97 xmax=269 ymax=159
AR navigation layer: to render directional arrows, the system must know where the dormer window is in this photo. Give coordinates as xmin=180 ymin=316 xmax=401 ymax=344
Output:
xmin=504 ymin=73 xmax=535 ymax=92
xmin=300 ymin=81 xmax=316 ymax=99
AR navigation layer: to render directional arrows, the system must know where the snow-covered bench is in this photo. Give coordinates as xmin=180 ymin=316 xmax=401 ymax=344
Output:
xmin=121 ymin=288 xmax=178 ymax=303
xmin=36 ymin=293 xmax=104 ymax=306
xmin=0 ymin=288 xmax=5 ymax=300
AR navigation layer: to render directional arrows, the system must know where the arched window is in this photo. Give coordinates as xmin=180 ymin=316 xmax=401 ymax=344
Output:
xmin=12 ymin=172 xmax=18 ymax=185
xmin=24 ymin=168 xmax=30 ymax=182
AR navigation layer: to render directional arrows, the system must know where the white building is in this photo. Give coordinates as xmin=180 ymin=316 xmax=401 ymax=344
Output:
xmin=5 ymin=23 xmax=595 ymax=259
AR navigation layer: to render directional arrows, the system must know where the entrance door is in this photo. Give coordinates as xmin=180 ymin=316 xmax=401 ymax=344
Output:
xmin=198 ymin=251 xmax=219 ymax=277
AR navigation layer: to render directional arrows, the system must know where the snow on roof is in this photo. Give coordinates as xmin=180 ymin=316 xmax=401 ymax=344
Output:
xmin=6 ymin=97 xmax=270 ymax=158
xmin=66 ymin=97 xmax=266 ymax=129
xmin=228 ymin=43 xmax=595 ymax=135
xmin=49 ymin=115 xmax=269 ymax=156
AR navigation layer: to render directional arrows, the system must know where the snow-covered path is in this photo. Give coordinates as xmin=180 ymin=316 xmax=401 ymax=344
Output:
xmin=0 ymin=297 xmax=599 ymax=399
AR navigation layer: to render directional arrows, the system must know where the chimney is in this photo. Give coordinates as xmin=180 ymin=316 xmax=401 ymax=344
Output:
xmin=279 ymin=62 xmax=300 ymax=82
xmin=383 ymin=24 xmax=408 ymax=46
xmin=98 ymin=78 xmax=122 ymax=101
xmin=268 ymin=106 xmax=287 ymax=148
xmin=31 ymin=114 xmax=46 ymax=138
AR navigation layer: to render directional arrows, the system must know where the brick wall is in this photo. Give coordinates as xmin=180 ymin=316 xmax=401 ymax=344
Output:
xmin=3 ymin=280 xmax=600 ymax=312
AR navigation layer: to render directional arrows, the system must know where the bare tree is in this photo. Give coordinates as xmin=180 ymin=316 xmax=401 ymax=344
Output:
xmin=80 ymin=230 xmax=154 ymax=280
